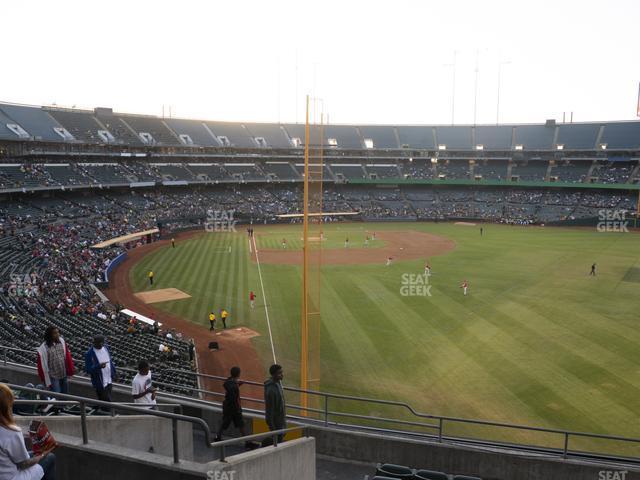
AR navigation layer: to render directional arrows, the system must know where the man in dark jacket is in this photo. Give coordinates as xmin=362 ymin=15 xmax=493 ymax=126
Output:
xmin=264 ymin=364 xmax=286 ymax=442
xmin=215 ymin=366 xmax=247 ymax=441
xmin=84 ymin=335 xmax=117 ymax=402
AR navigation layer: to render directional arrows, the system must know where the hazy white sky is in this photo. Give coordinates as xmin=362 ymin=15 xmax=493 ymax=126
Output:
xmin=2 ymin=0 xmax=639 ymax=125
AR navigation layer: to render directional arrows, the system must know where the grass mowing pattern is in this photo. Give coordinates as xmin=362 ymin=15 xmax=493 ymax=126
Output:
xmin=131 ymin=223 xmax=640 ymax=453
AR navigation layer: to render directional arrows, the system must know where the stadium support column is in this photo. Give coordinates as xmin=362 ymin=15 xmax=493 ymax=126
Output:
xmin=301 ymin=95 xmax=323 ymax=416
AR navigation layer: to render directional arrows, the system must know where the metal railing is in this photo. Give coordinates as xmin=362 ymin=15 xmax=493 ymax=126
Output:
xmin=3 ymin=345 xmax=640 ymax=463
xmin=167 ymin=369 xmax=640 ymax=462
xmin=8 ymin=383 xmax=306 ymax=464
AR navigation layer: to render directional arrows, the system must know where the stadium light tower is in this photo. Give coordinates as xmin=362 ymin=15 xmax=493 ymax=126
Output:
xmin=443 ymin=50 xmax=458 ymax=125
xmin=496 ymin=60 xmax=511 ymax=125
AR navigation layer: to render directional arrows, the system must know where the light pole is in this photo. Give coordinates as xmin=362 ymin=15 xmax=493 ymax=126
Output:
xmin=496 ymin=60 xmax=511 ymax=125
xmin=443 ymin=50 xmax=458 ymax=125
xmin=473 ymin=50 xmax=480 ymax=126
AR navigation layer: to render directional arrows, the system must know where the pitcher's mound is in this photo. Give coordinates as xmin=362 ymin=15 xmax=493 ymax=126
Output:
xmin=135 ymin=288 xmax=191 ymax=304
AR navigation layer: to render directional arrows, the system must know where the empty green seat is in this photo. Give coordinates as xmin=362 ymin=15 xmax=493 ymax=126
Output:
xmin=415 ymin=470 xmax=449 ymax=480
xmin=376 ymin=463 xmax=414 ymax=479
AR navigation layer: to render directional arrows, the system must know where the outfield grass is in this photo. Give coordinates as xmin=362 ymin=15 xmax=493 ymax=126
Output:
xmin=130 ymin=222 xmax=640 ymax=453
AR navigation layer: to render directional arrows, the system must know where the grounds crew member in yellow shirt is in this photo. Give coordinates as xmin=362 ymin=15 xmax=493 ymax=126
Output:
xmin=209 ymin=312 xmax=216 ymax=331
xmin=221 ymin=309 xmax=229 ymax=329
xmin=148 ymin=270 xmax=154 ymax=286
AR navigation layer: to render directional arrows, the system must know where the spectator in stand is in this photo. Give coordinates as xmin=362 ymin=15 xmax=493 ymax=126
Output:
xmin=0 ymin=384 xmax=56 ymax=480
xmin=84 ymin=336 xmax=116 ymax=402
xmin=215 ymin=366 xmax=248 ymax=442
xmin=188 ymin=339 xmax=195 ymax=364
xmin=264 ymin=364 xmax=286 ymax=443
xmin=131 ymin=360 xmax=157 ymax=409
xmin=36 ymin=327 xmax=75 ymax=394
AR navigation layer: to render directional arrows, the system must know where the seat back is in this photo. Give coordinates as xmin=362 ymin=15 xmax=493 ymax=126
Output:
xmin=376 ymin=463 xmax=414 ymax=478
xmin=414 ymin=469 xmax=449 ymax=480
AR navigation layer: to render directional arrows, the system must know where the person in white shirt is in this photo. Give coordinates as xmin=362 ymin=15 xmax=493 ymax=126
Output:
xmin=84 ymin=336 xmax=116 ymax=402
xmin=0 ymin=384 xmax=56 ymax=480
xmin=132 ymin=360 xmax=157 ymax=409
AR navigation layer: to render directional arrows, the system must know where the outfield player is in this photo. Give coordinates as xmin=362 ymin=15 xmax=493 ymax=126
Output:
xmin=424 ymin=261 xmax=431 ymax=276
xmin=460 ymin=280 xmax=468 ymax=296
xmin=249 ymin=291 xmax=256 ymax=309
xmin=148 ymin=270 xmax=154 ymax=286
xmin=282 ymin=238 xmax=287 ymax=249
xmin=171 ymin=238 xmax=175 ymax=248
xmin=345 ymin=237 xmax=349 ymax=248
xmin=590 ymin=263 xmax=597 ymax=276
xmin=209 ymin=312 xmax=216 ymax=331
xmin=364 ymin=236 xmax=369 ymax=247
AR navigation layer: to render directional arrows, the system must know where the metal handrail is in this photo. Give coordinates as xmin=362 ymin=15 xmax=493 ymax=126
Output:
xmin=215 ymin=426 xmax=307 ymax=462
xmin=4 ymin=345 xmax=640 ymax=462
xmin=175 ymin=368 xmax=640 ymax=456
xmin=7 ymin=383 xmax=211 ymax=464
xmin=7 ymin=383 xmax=308 ymax=465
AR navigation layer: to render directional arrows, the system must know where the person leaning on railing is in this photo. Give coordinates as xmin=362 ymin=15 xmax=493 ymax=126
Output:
xmin=0 ymin=384 xmax=56 ymax=480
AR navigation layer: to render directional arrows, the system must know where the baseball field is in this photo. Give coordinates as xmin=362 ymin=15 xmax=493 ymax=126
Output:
xmin=128 ymin=222 xmax=640 ymax=454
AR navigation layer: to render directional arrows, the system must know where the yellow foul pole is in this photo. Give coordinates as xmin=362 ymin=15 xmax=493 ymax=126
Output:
xmin=301 ymin=95 xmax=310 ymax=413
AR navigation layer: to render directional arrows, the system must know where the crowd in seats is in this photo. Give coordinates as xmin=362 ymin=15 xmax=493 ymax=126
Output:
xmin=550 ymin=162 xmax=590 ymax=183
xmin=436 ymin=161 xmax=471 ymax=179
xmin=473 ymin=161 xmax=508 ymax=180
xmin=592 ymin=162 xmax=633 ymax=184
xmin=0 ymin=193 xmax=202 ymax=395
xmin=400 ymin=160 xmax=435 ymax=179
xmin=79 ymin=163 xmax=133 ymax=184
xmin=511 ymin=161 xmax=548 ymax=181
xmin=155 ymin=164 xmax=197 ymax=181
xmin=188 ymin=164 xmax=231 ymax=181
xmin=365 ymin=165 xmax=400 ymax=179
xmin=0 ymin=164 xmax=54 ymax=189
xmin=223 ymin=163 xmax=265 ymax=181
xmin=0 ymin=158 xmax=639 ymax=190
